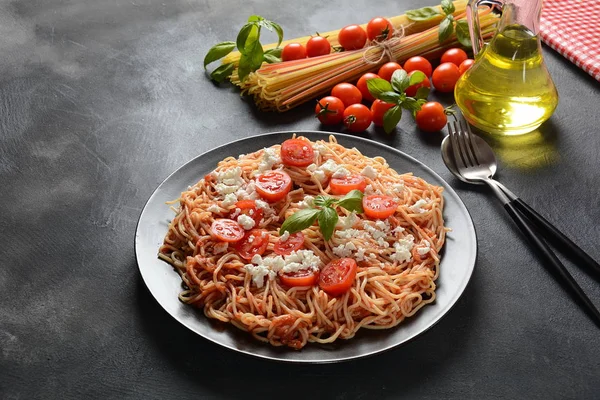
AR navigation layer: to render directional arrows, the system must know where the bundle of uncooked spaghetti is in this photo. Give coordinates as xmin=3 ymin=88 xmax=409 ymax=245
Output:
xmin=225 ymin=4 xmax=499 ymax=112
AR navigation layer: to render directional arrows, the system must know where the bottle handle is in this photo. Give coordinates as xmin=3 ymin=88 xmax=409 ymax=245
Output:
xmin=467 ymin=0 xmax=503 ymax=56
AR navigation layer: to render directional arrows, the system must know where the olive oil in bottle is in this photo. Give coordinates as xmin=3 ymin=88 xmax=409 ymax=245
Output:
xmin=455 ymin=24 xmax=559 ymax=136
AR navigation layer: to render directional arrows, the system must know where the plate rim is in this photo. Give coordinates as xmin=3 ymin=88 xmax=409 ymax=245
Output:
xmin=135 ymin=130 xmax=477 ymax=363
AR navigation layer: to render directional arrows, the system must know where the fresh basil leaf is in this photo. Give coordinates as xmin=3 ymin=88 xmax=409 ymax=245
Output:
xmin=406 ymin=6 xmax=441 ymax=21
xmin=441 ymin=0 xmax=455 ymax=16
xmin=260 ymin=21 xmax=284 ymax=47
xmin=204 ymin=41 xmax=236 ymax=70
xmin=317 ymin=207 xmax=338 ymax=241
xmin=383 ymin=105 xmax=402 ymax=134
xmin=414 ymin=86 xmax=431 ymax=100
xmin=379 ymin=91 xmax=402 ymax=104
xmin=238 ymin=53 xmax=252 ymax=82
xmin=209 ymin=62 xmax=234 ymax=83
xmin=439 ymin=15 xmax=454 ymax=43
xmin=335 ymin=190 xmax=364 ymax=213
xmin=279 ymin=208 xmax=320 ymax=235
xmin=455 ymin=20 xmax=472 ymax=48
xmin=237 ymin=23 xmax=261 ymax=56
xmin=263 ymin=48 xmax=282 ymax=63
xmin=366 ymin=78 xmax=393 ymax=100
xmin=247 ymin=15 xmax=263 ymax=22
xmin=391 ymin=69 xmax=409 ymax=93
xmin=314 ymin=195 xmax=335 ymax=207
xmin=402 ymin=97 xmax=423 ymax=112
xmin=249 ymin=40 xmax=264 ymax=69
xmin=407 ymin=70 xmax=426 ymax=87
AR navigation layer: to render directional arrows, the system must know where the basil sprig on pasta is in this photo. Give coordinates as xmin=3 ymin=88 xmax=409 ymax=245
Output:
xmin=280 ymin=190 xmax=364 ymax=240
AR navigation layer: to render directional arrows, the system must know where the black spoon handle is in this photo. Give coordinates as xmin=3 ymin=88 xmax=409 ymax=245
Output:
xmin=509 ymin=197 xmax=600 ymax=279
xmin=504 ymin=202 xmax=600 ymax=328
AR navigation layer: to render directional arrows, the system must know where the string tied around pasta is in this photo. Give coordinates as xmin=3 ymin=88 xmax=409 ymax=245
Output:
xmin=362 ymin=24 xmax=406 ymax=65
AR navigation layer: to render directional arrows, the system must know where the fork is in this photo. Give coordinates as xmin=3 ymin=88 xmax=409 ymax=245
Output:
xmin=447 ymin=120 xmax=600 ymax=327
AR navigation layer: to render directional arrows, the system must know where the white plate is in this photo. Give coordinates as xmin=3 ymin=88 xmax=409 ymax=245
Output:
xmin=135 ymin=131 xmax=477 ymax=363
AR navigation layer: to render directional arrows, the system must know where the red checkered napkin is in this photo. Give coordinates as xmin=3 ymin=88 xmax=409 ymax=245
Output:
xmin=540 ymin=0 xmax=600 ymax=81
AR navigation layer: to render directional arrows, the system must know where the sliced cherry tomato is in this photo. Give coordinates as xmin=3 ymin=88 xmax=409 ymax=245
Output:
xmin=441 ymin=48 xmax=469 ymax=67
xmin=319 ymin=258 xmax=358 ymax=297
xmin=234 ymin=229 xmax=269 ymax=260
xmin=404 ymin=71 xmax=431 ymax=97
xmin=343 ymin=104 xmax=372 ymax=133
xmin=415 ymin=101 xmax=447 ymax=133
xmin=459 ymin=58 xmax=475 ymax=75
xmin=306 ymin=36 xmax=331 ymax=57
xmin=362 ymin=194 xmax=397 ymax=219
xmin=274 ymin=231 xmax=305 ymax=255
xmin=403 ymin=56 xmax=433 ymax=77
xmin=281 ymin=138 xmax=315 ymax=167
xmin=331 ymin=83 xmax=362 ymax=107
xmin=366 ymin=17 xmax=393 ymax=41
xmin=371 ymin=99 xmax=395 ymax=127
xmin=356 ymin=72 xmax=380 ymax=102
xmin=279 ymin=269 xmax=319 ymax=287
xmin=210 ymin=219 xmax=245 ymax=242
xmin=281 ymin=43 xmax=307 ymax=61
xmin=315 ymin=96 xmax=345 ymax=125
xmin=432 ymin=62 xmax=460 ymax=93
xmin=330 ymin=174 xmax=366 ymax=195
xmin=231 ymin=200 xmax=263 ymax=225
xmin=338 ymin=24 xmax=367 ymax=50
xmin=377 ymin=62 xmax=403 ymax=82
xmin=255 ymin=170 xmax=292 ymax=202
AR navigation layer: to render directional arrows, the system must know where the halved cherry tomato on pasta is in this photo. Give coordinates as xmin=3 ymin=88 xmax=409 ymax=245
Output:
xmin=330 ymin=174 xmax=366 ymax=195
xmin=234 ymin=229 xmax=269 ymax=260
xmin=210 ymin=219 xmax=245 ymax=242
xmin=274 ymin=231 xmax=305 ymax=255
xmin=280 ymin=138 xmax=315 ymax=167
xmin=279 ymin=269 xmax=318 ymax=287
xmin=362 ymin=194 xmax=397 ymax=219
xmin=319 ymin=258 xmax=357 ymax=296
xmin=231 ymin=200 xmax=263 ymax=225
xmin=255 ymin=170 xmax=293 ymax=202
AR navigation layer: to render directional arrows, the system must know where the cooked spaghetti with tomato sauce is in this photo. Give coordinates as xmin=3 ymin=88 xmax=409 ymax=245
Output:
xmin=159 ymin=135 xmax=446 ymax=349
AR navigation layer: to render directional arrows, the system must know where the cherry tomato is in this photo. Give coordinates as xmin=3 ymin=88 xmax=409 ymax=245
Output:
xmin=315 ymin=96 xmax=345 ymax=125
xmin=231 ymin=200 xmax=263 ymax=225
xmin=371 ymin=99 xmax=395 ymax=127
xmin=210 ymin=219 xmax=245 ymax=242
xmin=234 ymin=229 xmax=269 ymax=260
xmin=255 ymin=170 xmax=292 ymax=202
xmin=331 ymin=83 xmax=362 ymax=107
xmin=459 ymin=58 xmax=475 ymax=75
xmin=281 ymin=43 xmax=307 ymax=61
xmin=415 ymin=101 xmax=447 ymax=133
xmin=330 ymin=174 xmax=367 ymax=195
xmin=404 ymin=71 xmax=431 ymax=97
xmin=441 ymin=48 xmax=469 ymax=66
xmin=366 ymin=17 xmax=393 ymax=41
xmin=274 ymin=232 xmax=305 ymax=255
xmin=403 ymin=56 xmax=433 ymax=77
xmin=338 ymin=24 xmax=367 ymax=50
xmin=356 ymin=72 xmax=380 ymax=102
xmin=343 ymin=104 xmax=372 ymax=132
xmin=319 ymin=258 xmax=358 ymax=297
xmin=432 ymin=62 xmax=461 ymax=93
xmin=281 ymin=138 xmax=315 ymax=167
xmin=306 ymin=36 xmax=331 ymax=58
xmin=362 ymin=194 xmax=397 ymax=219
xmin=280 ymin=269 xmax=319 ymax=287
xmin=377 ymin=62 xmax=403 ymax=82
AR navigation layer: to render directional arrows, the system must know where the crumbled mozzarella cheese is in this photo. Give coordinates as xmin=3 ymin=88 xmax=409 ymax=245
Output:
xmin=313 ymin=170 xmax=326 ymax=182
xmin=335 ymin=228 xmax=365 ymax=240
xmin=237 ymin=214 xmax=255 ymax=230
xmin=280 ymin=230 xmax=290 ymax=242
xmin=386 ymin=183 xmax=405 ymax=196
xmin=207 ymin=204 xmax=221 ymax=213
xmin=222 ymin=193 xmax=238 ymax=207
xmin=258 ymin=147 xmax=281 ymax=172
xmin=313 ymin=142 xmax=329 ymax=155
xmin=213 ymin=167 xmax=244 ymax=195
xmin=337 ymin=212 xmax=358 ymax=229
xmin=332 ymin=167 xmax=351 ymax=179
xmin=255 ymin=199 xmax=275 ymax=217
xmin=391 ymin=235 xmax=414 ymax=262
xmin=361 ymin=165 xmax=378 ymax=179
xmin=320 ymin=159 xmax=338 ymax=173
xmin=298 ymin=195 xmax=314 ymax=209
xmin=333 ymin=244 xmax=353 ymax=258
xmin=235 ymin=181 xmax=259 ymax=200
xmin=410 ymin=199 xmax=429 ymax=214
xmin=417 ymin=240 xmax=431 ymax=256
xmin=356 ymin=248 xmax=366 ymax=261
xmin=281 ymin=250 xmax=321 ymax=273
xmin=214 ymin=242 xmax=228 ymax=254
xmin=392 ymin=226 xmax=405 ymax=234
xmin=307 ymin=163 xmax=317 ymax=172
xmin=363 ymin=221 xmax=389 ymax=240
xmin=245 ymin=254 xmax=286 ymax=287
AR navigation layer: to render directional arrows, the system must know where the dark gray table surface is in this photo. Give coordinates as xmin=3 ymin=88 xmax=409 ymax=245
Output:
xmin=1 ymin=0 xmax=599 ymax=398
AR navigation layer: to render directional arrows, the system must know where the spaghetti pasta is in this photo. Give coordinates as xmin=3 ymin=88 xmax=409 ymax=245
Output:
xmin=159 ymin=135 xmax=446 ymax=349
